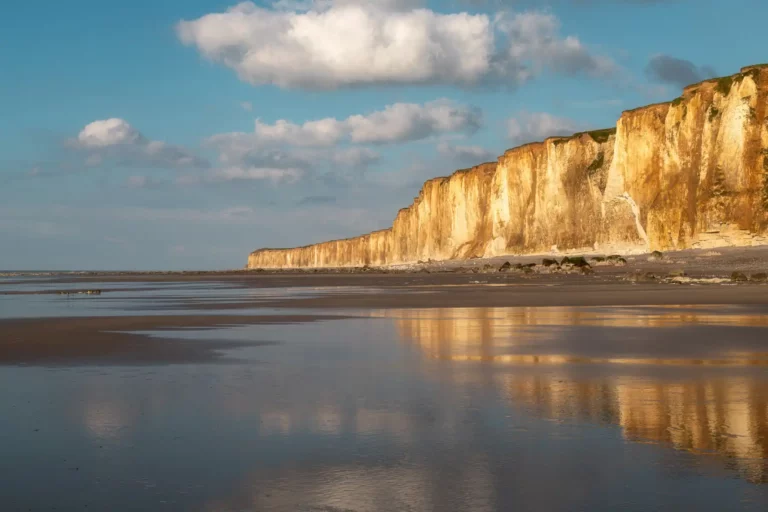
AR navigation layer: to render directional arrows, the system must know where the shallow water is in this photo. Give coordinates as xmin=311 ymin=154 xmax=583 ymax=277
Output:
xmin=0 ymin=277 xmax=391 ymax=318
xmin=1 ymin=293 xmax=768 ymax=510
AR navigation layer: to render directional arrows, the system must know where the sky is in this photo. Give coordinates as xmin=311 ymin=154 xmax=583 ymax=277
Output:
xmin=1 ymin=0 xmax=766 ymax=270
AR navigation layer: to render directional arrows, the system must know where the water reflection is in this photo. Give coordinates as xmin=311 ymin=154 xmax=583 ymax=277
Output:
xmin=384 ymin=306 xmax=768 ymax=365
xmin=497 ymin=373 xmax=768 ymax=483
xmin=3 ymin=306 xmax=768 ymax=511
xmin=201 ymin=462 xmax=493 ymax=512
xmin=387 ymin=306 xmax=768 ymax=483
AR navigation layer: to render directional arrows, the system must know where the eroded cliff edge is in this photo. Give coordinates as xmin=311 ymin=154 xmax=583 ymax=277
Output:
xmin=249 ymin=65 xmax=768 ymax=269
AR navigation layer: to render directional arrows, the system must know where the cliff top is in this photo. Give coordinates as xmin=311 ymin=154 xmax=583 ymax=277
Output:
xmin=420 ymin=161 xmax=498 ymax=189
xmin=497 ymin=129 xmax=617 ymax=157
xmin=553 ymin=128 xmax=616 ymax=145
xmin=250 ymin=227 xmax=394 ymax=255
xmin=683 ymin=65 xmax=766 ymax=95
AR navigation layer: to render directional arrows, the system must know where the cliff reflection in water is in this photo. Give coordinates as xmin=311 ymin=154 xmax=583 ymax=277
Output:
xmin=385 ymin=306 xmax=768 ymax=483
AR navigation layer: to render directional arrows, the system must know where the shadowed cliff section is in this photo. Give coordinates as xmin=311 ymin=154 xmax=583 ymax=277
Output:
xmin=249 ymin=65 xmax=768 ymax=269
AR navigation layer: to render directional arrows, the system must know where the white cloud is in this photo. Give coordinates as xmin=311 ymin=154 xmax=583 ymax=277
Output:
xmin=77 ymin=118 xmax=143 ymax=148
xmin=176 ymin=2 xmax=614 ymax=89
xmin=507 ymin=112 xmax=582 ymax=144
xmin=437 ymin=141 xmax=497 ymax=162
xmin=206 ymin=135 xmax=360 ymax=168
xmin=496 ymin=12 xmax=616 ymax=80
xmin=74 ymin=118 xmax=209 ymax=169
xmin=328 ymin=147 xmax=379 ymax=167
xmin=198 ymin=134 xmax=380 ymax=183
xmin=198 ymin=99 xmax=477 ymax=183
xmin=347 ymin=100 xmax=482 ymax=143
xmin=254 ymin=118 xmax=346 ymax=147
xmin=274 ymin=0 xmax=424 ymax=11
xmin=250 ymin=99 xmax=481 ymax=146
xmin=240 ymin=101 xmax=253 ymax=111
xmin=144 ymin=140 xmax=206 ymax=167
xmin=209 ymin=166 xmax=303 ymax=182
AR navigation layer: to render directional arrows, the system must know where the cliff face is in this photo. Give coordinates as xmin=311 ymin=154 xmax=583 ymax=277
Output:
xmin=249 ymin=65 xmax=768 ymax=269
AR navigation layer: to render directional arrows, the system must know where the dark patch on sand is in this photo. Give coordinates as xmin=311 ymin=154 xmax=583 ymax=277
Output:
xmin=0 ymin=314 xmax=347 ymax=366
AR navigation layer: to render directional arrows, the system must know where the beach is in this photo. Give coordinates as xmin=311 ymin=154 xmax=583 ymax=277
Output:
xmin=2 ymin=247 xmax=768 ymax=510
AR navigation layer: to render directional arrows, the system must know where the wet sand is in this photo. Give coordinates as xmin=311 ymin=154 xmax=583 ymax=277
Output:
xmin=0 ymin=314 xmax=347 ymax=365
xmin=3 ymin=245 xmax=768 ymax=364
xmin=1 ymin=274 xmax=768 ymax=365
xmin=2 ymin=260 xmax=768 ymax=510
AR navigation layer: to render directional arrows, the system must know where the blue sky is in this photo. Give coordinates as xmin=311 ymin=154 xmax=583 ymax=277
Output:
xmin=1 ymin=0 xmax=766 ymax=270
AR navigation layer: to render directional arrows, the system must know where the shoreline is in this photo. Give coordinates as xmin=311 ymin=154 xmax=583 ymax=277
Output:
xmin=4 ymin=244 xmax=768 ymax=281
xmin=4 ymin=286 xmax=768 ymax=366
xmin=3 ymin=244 xmax=768 ymax=366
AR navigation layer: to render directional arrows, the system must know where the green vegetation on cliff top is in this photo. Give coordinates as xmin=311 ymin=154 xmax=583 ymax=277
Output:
xmin=584 ymin=128 xmax=616 ymax=143
xmin=552 ymin=128 xmax=616 ymax=146
xmin=715 ymin=76 xmax=734 ymax=96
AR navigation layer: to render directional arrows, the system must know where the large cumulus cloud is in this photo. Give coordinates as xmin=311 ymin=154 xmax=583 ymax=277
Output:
xmin=176 ymin=1 xmax=616 ymax=89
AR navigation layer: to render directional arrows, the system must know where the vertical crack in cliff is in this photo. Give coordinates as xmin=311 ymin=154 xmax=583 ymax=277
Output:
xmin=613 ymin=192 xmax=651 ymax=248
xmin=762 ymin=149 xmax=768 ymax=210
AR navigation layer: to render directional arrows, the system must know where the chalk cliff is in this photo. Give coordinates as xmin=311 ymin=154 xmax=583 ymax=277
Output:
xmin=248 ymin=65 xmax=768 ymax=269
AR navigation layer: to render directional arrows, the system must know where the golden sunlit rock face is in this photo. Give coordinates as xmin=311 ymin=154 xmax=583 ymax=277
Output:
xmin=248 ymin=66 xmax=768 ymax=268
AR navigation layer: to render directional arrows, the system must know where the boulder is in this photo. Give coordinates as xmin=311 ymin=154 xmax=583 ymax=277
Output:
xmin=627 ymin=272 xmax=658 ymax=282
xmin=606 ymin=255 xmax=627 ymax=265
xmin=731 ymin=271 xmax=748 ymax=282
xmin=561 ymin=256 xmax=590 ymax=268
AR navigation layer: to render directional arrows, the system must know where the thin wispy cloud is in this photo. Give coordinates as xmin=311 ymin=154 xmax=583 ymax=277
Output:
xmin=250 ymin=100 xmax=482 ymax=146
xmin=197 ymin=99 xmax=479 ymax=183
xmin=200 ymin=137 xmax=380 ymax=183
xmin=437 ymin=141 xmax=497 ymax=164
xmin=297 ymin=195 xmax=337 ymax=206
xmin=507 ymin=112 xmax=584 ymax=144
